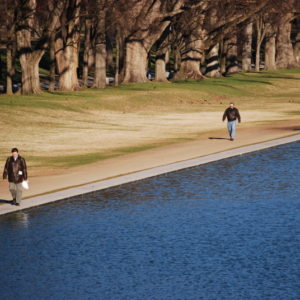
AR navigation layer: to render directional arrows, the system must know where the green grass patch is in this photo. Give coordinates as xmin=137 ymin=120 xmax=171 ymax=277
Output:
xmin=1 ymin=70 xmax=299 ymax=113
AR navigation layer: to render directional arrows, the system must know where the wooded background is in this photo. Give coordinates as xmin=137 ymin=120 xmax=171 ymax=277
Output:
xmin=0 ymin=0 xmax=299 ymax=94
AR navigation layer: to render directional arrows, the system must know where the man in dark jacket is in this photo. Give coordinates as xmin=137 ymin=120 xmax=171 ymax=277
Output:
xmin=3 ymin=148 xmax=28 ymax=206
xmin=222 ymin=103 xmax=241 ymax=141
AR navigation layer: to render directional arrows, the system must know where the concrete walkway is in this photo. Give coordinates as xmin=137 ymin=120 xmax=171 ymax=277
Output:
xmin=1 ymin=134 xmax=299 ymax=216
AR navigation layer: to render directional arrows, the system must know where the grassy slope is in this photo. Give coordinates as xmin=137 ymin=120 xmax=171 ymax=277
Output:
xmin=1 ymin=69 xmax=299 ymax=112
xmin=0 ymin=70 xmax=299 ymax=170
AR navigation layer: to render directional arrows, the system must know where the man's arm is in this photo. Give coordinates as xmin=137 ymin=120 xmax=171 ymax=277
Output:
xmin=236 ymin=109 xmax=241 ymax=123
xmin=222 ymin=109 xmax=227 ymax=121
xmin=3 ymin=158 xmax=9 ymax=180
xmin=21 ymin=158 xmax=28 ymax=181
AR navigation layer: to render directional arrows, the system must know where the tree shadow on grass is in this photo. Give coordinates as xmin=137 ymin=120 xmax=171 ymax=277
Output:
xmin=229 ymin=78 xmax=273 ymax=85
xmin=238 ymin=72 xmax=300 ymax=81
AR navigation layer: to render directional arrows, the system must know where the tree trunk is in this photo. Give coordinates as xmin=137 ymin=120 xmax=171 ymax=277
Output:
xmin=19 ymin=41 xmax=44 ymax=94
xmin=294 ymin=32 xmax=300 ymax=67
xmin=175 ymin=56 xmax=205 ymax=79
xmin=114 ymin=30 xmax=120 ymax=86
xmin=123 ymin=41 xmax=149 ymax=83
xmin=205 ymin=7 xmax=221 ymax=77
xmin=265 ymin=34 xmax=276 ymax=70
xmin=16 ymin=0 xmax=63 ymax=94
xmin=294 ymin=19 xmax=300 ymax=67
xmin=276 ymin=12 xmax=297 ymax=69
xmin=56 ymin=40 xmax=80 ymax=91
xmin=155 ymin=48 xmax=169 ymax=82
xmin=241 ymin=21 xmax=253 ymax=71
xmin=93 ymin=0 xmax=106 ymax=88
xmin=94 ymin=43 xmax=107 ymax=88
xmin=255 ymin=17 xmax=268 ymax=72
xmin=219 ymin=39 xmax=227 ymax=74
xmin=15 ymin=0 xmax=42 ymax=94
xmin=106 ymin=38 xmax=114 ymax=76
xmin=56 ymin=51 xmax=80 ymax=92
xmin=155 ymin=54 xmax=167 ymax=82
xmin=174 ymin=47 xmax=181 ymax=72
xmin=205 ymin=43 xmax=222 ymax=77
xmin=49 ymin=32 xmax=56 ymax=92
xmin=55 ymin=0 xmax=81 ymax=91
xmin=226 ymin=33 xmax=241 ymax=74
xmin=174 ymin=29 xmax=205 ymax=80
xmin=6 ymin=41 xmax=14 ymax=95
xmin=5 ymin=1 xmax=16 ymax=95
xmin=19 ymin=53 xmax=43 ymax=94
xmin=83 ymin=18 xmax=92 ymax=88
xmin=255 ymin=42 xmax=261 ymax=72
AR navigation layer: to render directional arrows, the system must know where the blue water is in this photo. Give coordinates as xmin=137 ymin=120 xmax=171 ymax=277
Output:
xmin=0 ymin=142 xmax=299 ymax=300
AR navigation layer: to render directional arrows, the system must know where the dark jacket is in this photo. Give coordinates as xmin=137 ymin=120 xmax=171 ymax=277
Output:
xmin=3 ymin=156 xmax=28 ymax=183
xmin=222 ymin=107 xmax=241 ymax=122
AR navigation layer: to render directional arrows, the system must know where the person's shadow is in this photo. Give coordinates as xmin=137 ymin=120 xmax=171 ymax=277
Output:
xmin=0 ymin=199 xmax=12 ymax=204
xmin=208 ymin=137 xmax=230 ymax=140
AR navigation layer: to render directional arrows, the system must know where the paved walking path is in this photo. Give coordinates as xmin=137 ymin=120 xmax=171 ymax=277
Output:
xmin=1 ymin=131 xmax=299 ymax=216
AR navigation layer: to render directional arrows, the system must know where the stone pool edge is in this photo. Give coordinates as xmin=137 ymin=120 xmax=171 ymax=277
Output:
xmin=1 ymin=134 xmax=300 ymax=216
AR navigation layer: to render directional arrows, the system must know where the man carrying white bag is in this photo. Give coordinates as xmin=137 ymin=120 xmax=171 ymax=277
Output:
xmin=3 ymin=148 xmax=28 ymax=206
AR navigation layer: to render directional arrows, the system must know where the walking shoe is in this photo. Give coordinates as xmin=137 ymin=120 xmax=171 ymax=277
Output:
xmin=15 ymin=203 xmax=20 ymax=206
xmin=230 ymin=138 xmax=234 ymax=141
xmin=11 ymin=199 xmax=16 ymax=205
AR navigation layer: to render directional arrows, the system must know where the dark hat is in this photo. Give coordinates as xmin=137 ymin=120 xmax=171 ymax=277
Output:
xmin=11 ymin=148 xmax=19 ymax=153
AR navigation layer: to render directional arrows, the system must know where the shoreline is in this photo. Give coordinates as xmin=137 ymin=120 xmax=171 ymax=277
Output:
xmin=0 ymin=118 xmax=300 ymax=216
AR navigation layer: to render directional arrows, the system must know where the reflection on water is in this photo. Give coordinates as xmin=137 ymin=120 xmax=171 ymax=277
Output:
xmin=3 ymin=212 xmax=30 ymax=228
xmin=0 ymin=142 xmax=299 ymax=300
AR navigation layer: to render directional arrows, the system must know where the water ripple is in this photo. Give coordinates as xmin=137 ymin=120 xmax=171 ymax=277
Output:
xmin=0 ymin=142 xmax=299 ymax=300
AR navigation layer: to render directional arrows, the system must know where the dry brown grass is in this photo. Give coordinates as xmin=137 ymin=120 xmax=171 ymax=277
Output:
xmin=0 ymin=70 xmax=299 ymax=174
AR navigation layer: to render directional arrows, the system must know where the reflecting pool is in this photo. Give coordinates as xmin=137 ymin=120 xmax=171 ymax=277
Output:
xmin=0 ymin=142 xmax=299 ymax=300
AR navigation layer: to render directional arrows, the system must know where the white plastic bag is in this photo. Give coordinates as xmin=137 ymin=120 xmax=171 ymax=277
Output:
xmin=22 ymin=180 xmax=29 ymax=190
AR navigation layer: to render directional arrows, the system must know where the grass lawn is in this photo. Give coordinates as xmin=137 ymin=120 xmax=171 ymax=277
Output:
xmin=1 ymin=69 xmax=299 ymax=173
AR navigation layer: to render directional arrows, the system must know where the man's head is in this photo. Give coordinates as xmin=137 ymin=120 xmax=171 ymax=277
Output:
xmin=11 ymin=148 xmax=19 ymax=159
xmin=229 ymin=103 xmax=234 ymax=108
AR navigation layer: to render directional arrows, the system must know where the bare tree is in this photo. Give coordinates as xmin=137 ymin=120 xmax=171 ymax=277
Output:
xmin=205 ymin=43 xmax=222 ymax=77
xmin=4 ymin=0 xmax=17 ymax=94
xmin=276 ymin=0 xmax=297 ymax=69
xmin=49 ymin=31 xmax=56 ymax=92
xmin=114 ymin=28 xmax=121 ymax=86
xmin=225 ymin=30 xmax=241 ymax=74
xmin=154 ymin=28 xmax=171 ymax=82
xmin=293 ymin=16 xmax=300 ymax=66
xmin=173 ymin=0 xmax=272 ymax=79
xmin=114 ymin=0 xmax=187 ymax=83
xmin=82 ymin=0 xmax=93 ymax=88
xmin=219 ymin=38 xmax=228 ymax=74
xmin=15 ymin=0 xmax=64 ymax=94
xmin=16 ymin=0 xmax=63 ymax=94
xmin=92 ymin=0 xmax=109 ymax=88
xmin=205 ymin=7 xmax=222 ymax=77
xmin=254 ymin=15 xmax=269 ymax=71
xmin=241 ymin=19 xmax=253 ymax=71
xmin=264 ymin=16 xmax=277 ymax=71
xmin=173 ymin=3 xmax=208 ymax=80
xmin=55 ymin=0 xmax=82 ymax=91
xmin=265 ymin=33 xmax=277 ymax=70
